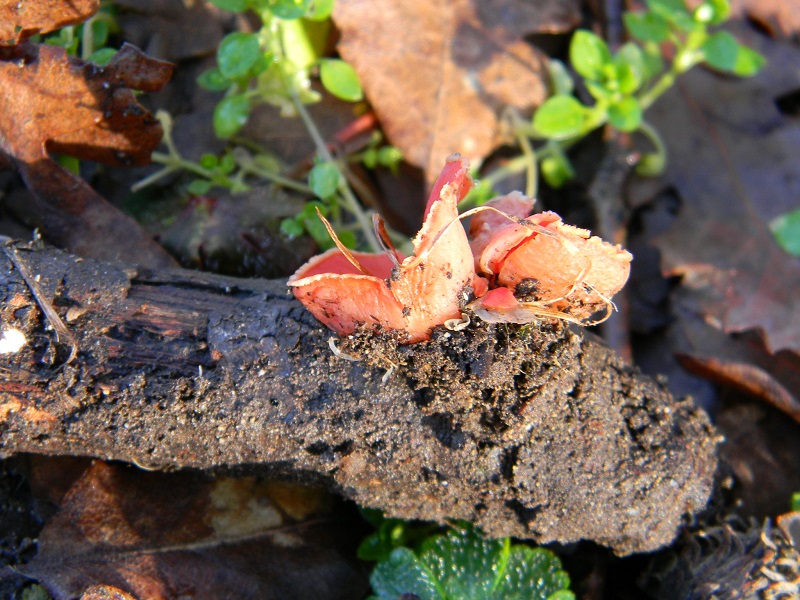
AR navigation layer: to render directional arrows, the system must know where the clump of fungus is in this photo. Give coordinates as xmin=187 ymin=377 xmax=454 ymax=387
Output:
xmin=288 ymin=154 xmax=633 ymax=342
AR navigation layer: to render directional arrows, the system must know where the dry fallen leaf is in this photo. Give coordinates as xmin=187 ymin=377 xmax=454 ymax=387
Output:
xmin=0 ymin=42 xmax=176 ymax=267
xmin=332 ymin=0 xmax=580 ymax=183
xmin=630 ymin=21 xmax=800 ymax=354
xmin=22 ymin=461 xmax=367 ymax=600
xmin=80 ymin=585 xmax=137 ymax=600
xmin=0 ymin=0 xmax=99 ymax=46
xmin=733 ymin=0 xmax=800 ymax=41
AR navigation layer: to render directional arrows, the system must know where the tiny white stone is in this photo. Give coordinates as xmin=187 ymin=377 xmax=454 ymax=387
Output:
xmin=0 ymin=328 xmax=26 ymax=354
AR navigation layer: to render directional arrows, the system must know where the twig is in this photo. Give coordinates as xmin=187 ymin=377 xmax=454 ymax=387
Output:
xmin=2 ymin=241 xmax=78 ymax=364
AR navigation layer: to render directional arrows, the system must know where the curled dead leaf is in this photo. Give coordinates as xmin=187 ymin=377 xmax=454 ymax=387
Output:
xmin=332 ymin=0 xmax=580 ymax=183
xmin=22 ymin=461 xmax=366 ymax=599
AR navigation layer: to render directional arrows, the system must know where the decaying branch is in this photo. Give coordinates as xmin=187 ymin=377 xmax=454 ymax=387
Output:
xmin=0 ymin=241 xmax=718 ymax=555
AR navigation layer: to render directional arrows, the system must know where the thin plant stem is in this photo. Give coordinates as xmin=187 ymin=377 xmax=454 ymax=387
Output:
xmin=515 ymin=121 xmax=539 ymax=199
xmin=290 ymin=91 xmax=381 ymax=252
xmin=480 ymin=155 xmax=532 ymax=189
xmin=81 ymin=17 xmax=94 ymax=60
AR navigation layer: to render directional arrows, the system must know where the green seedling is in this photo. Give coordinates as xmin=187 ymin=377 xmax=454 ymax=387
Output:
xmin=521 ymin=0 xmax=765 ymax=189
xmin=137 ymin=0 xmax=386 ymax=251
xmin=364 ymin=521 xmax=575 ymax=600
xmin=199 ymin=0 xmax=362 ymax=139
xmin=38 ymin=1 xmax=119 ymax=65
xmin=770 ymin=209 xmax=800 ymax=257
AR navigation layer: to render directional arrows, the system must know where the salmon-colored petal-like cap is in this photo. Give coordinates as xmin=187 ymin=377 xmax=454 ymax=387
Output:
xmin=393 ymin=154 xmax=476 ymax=341
xmin=469 ymin=197 xmax=632 ymax=321
xmin=468 ymin=191 xmax=535 ymax=273
xmin=288 ymin=154 xmax=477 ymax=343
xmin=495 ymin=215 xmax=632 ymax=318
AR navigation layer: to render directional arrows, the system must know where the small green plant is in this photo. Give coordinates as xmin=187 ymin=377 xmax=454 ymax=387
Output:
xmin=199 ymin=0 xmax=361 ymax=138
xmin=791 ymin=490 xmax=800 ymax=512
xmin=477 ymin=0 xmax=765 ymax=198
xmin=770 ymin=209 xmax=800 ymax=256
xmin=37 ymin=1 xmax=119 ymax=65
xmin=360 ymin=517 xmax=575 ymax=600
xmin=137 ymin=0 xmax=394 ymax=252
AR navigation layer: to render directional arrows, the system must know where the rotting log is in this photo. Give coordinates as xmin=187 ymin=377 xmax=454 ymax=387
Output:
xmin=0 ymin=240 xmax=718 ymax=555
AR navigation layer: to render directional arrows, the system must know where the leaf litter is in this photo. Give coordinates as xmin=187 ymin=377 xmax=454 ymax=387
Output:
xmin=0 ymin=6 xmax=176 ymax=267
xmin=332 ymin=0 xmax=580 ymax=184
xmin=21 ymin=461 xmax=367 ymax=600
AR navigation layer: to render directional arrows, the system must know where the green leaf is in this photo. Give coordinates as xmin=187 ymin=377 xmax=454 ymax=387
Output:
xmin=268 ymin=0 xmax=312 ymax=19
xmin=368 ymin=525 xmax=573 ymax=600
xmin=56 ymin=154 xmax=81 ymax=175
xmin=308 ymin=161 xmax=341 ymax=198
xmin=547 ymin=59 xmax=574 ymax=96
xmin=608 ymin=97 xmax=642 ymax=131
xmin=304 ymin=213 xmax=335 ymax=249
xmin=641 ymin=41 xmax=666 ymax=80
xmin=214 ymin=94 xmax=250 ymax=138
xmin=694 ymin=0 xmax=730 ymax=25
xmin=584 ymin=80 xmax=613 ymax=101
xmin=615 ymin=62 xmax=639 ymax=95
xmin=569 ymin=30 xmax=612 ymax=81
xmin=463 ymin=179 xmax=499 ymax=207
xmin=359 ymin=517 xmax=438 ymax=562
xmin=282 ymin=18 xmax=321 ymax=69
xmin=792 ymin=490 xmax=800 ymax=511
xmin=702 ymin=30 xmax=739 ymax=71
xmin=280 ymin=217 xmax=304 ymax=238
xmin=615 ymin=43 xmax=645 ymax=93
xmin=219 ymin=153 xmax=236 ymax=174
xmin=319 ymin=58 xmax=364 ymax=101
xmin=371 ymin=548 xmax=440 ymax=600
xmin=636 ymin=151 xmax=666 ymax=177
xmin=337 ymin=230 xmax=357 ymax=249
xmin=623 ymin=12 xmax=669 ymax=43
xmin=306 ymin=0 xmax=334 ymax=20
xmin=300 ymin=200 xmax=329 ymax=220
xmin=532 ymin=95 xmax=591 ymax=140
xmin=187 ymin=179 xmax=213 ymax=195
xmin=646 ymin=0 xmax=696 ymax=31
xmin=217 ymin=32 xmax=261 ymax=79
xmin=199 ymin=153 xmax=219 ymax=170
xmin=540 ymin=154 xmax=575 ymax=188
xmin=377 ymin=146 xmax=403 ymax=169
xmin=733 ymin=44 xmax=766 ymax=76
xmin=87 ymin=47 xmax=116 ymax=66
xmin=208 ymin=0 xmax=248 ymax=11
xmin=90 ymin=19 xmax=110 ymax=47
xmin=197 ymin=68 xmax=232 ymax=91
xmin=770 ymin=208 xmax=800 ymax=256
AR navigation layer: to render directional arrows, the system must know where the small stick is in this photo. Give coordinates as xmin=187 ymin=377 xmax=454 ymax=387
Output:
xmin=3 ymin=242 xmax=78 ymax=363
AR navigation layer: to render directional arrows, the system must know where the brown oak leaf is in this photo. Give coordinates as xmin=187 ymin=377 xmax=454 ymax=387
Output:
xmin=0 ymin=42 xmax=176 ymax=266
xmin=332 ymin=0 xmax=580 ymax=184
xmin=630 ymin=21 xmax=800 ymax=354
xmin=22 ymin=461 xmax=367 ymax=600
xmin=0 ymin=0 xmax=99 ymax=46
